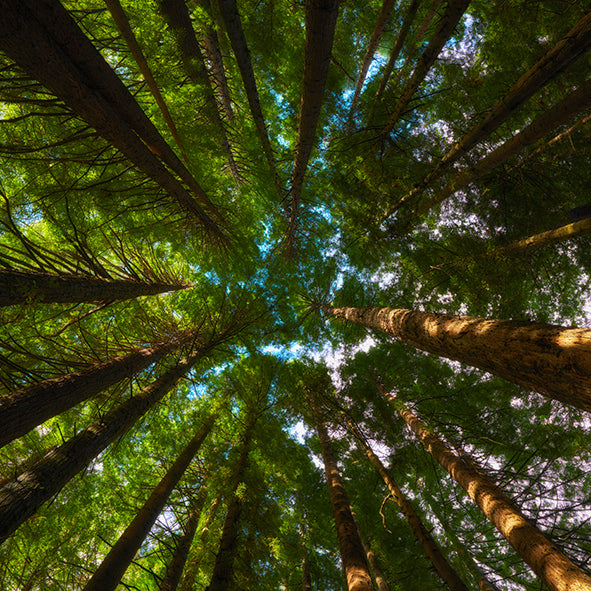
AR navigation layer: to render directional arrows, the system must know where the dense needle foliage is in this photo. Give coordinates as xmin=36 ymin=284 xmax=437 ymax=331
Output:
xmin=0 ymin=0 xmax=590 ymax=589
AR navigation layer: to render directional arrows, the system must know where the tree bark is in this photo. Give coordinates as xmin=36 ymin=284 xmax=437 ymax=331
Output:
xmin=287 ymin=0 xmax=340 ymax=256
xmin=413 ymin=77 xmax=591 ymax=219
xmin=0 ymin=0 xmax=223 ymax=234
xmin=104 ymin=0 xmax=188 ymax=162
xmin=206 ymin=417 xmax=255 ymax=591
xmin=322 ymin=305 xmax=591 ymax=412
xmin=390 ymin=9 xmax=591 ymax=215
xmin=388 ymin=395 xmax=591 ymax=591
xmin=159 ymin=0 xmax=241 ymax=182
xmin=0 ymin=353 xmax=205 ymax=544
xmin=0 ymin=332 xmax=194 ymax=449
xmin=370 ymin=0 xmax=422 ymax=122
xmin=216 ymin=0 xmax=281 ymax=194
xmin=380 ymin=0 xmax=470 ymax=136
xmin=83 ymin=416 xmax=215 ymax=591
xmin=346 ymin=418 xmax=468 ymax=591
xmin=314 ymin=410 xmax=374 ymax=591
xmin=347 ymin=0 xmax=397 ymax=126
xmin=352 ymin=515 xmax=391 ymax=591
xmin=0 ymin=269 xmax=186 ymax=307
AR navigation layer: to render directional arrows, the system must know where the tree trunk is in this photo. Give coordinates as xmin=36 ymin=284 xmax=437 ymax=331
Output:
xmin=0 ymin=353 xmax=206 ymax=544
xmin=388 ymin=394 xmax=591 ymax=591
xmin=389 ymin=9 xmax=591 ymax=215
xmin=159 ymin=0 xmax=241 ymax=183
xmin=322 ymin=305 xmax=591 ymax=412
xmin=83 ymin=416 xmax=215 ymax=591
xmin=314 ymin=411 xmax=374 ymax=591
xmin=413 ymin=77 xmax=591 ymax=219
xmin=351 ymin=514 xmax=391 ymax=591
xmin=302 ymin=553 xmax=313 ymax=591
xmin=104 ymin=0 xmax=188 ymax=162
xmin=287 ymin=0 xmax=340 ymax=255
xmin=0 ymin=0 xmax=223 ymax=234
xmin=380 ymin=0 xmax=470 ymax=135
xmin=216 ymin=0 xmax=281 ymax=195
xmin=0 ymin=269 xmax=186 ymax=307
xmin=347 ymin=0 xmax=397 ymax=126
xmin=158 ymin=506 xmax=202 ymax=591
xmin=370 ymin=0 xmax=421 ymax=122
xmin=197 ymin=0 xmax=235 ymax=123
xmin=206 ymin=417 xmax=255 ymax=591
xmin=0 ymin=332 xmax=194 ymax=448
xmin=346 ymin=418 xmax=468 ymax=591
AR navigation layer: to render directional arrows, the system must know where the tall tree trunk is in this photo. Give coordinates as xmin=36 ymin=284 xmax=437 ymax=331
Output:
xmin=159 ymin=0 xmax=241 ymax=183
xmin=83 ymin=416 xmax=216 ymax=591
xmin=206 ymin=417 xmax=255 ymax=591
xmin=351 ymin=512 xmax=391 ymax=591
xmin=388 ymin=394 xmax=591 ymax=591
xmin=0 ymin=331 xmax=195 ymax=448
xmin=346 ymin=418 xmax=468 ymax=591
xmin=380 ymin=0 xmax=470 ymax=136
xmin=314 ymin=409 xmax=374 ymax=591
xmin=197 ymin=0 xmax=235 ymax=123
xmin=287 ymin=0 xmax=340 ymax=256
xmin=103 ymin=0 xmax=188 ymax=162
xmin=389 ymin=10 xmax=591 ymax=215
xmin=158 ymin=505 xmax=202 ymax=591
xmin=347 ymin=0 xmax=397 ymax=126
xmin=0 ymin=0 xmax=223 ymax=234
xmin=0 ymin=269 xmax=187 ymax=307
xmin=216 ymin=0 xmax=281 ymax=195
xmin=412 ymin=77 xmax=591 ymax=220
xmin=31 ymin=0 xmax=213 ymax=208
xmin=0 ymin=353 xmax=206 ymax=544
xmin=370 ymin=0 xmax=421 ymax=123
xmin=321 ymin=305 xmax=591 ymax=412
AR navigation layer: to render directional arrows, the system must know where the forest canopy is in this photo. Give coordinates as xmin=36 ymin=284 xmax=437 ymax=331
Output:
xmin=1 ymin=0 xmax=591 ymax=590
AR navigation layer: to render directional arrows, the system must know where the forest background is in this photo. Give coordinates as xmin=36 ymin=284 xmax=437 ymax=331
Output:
xmin=0 ymin=0 xmax=591 ymax=590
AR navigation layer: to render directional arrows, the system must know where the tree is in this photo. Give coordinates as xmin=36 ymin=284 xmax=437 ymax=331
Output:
xmin=1 ymin=1 xmax=591 ymax=590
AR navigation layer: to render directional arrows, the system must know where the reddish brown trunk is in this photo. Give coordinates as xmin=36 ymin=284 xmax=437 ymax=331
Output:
xmin=389 ymin=395 xmax=591 ymax=591
xmin=314 ymin=412 xmax=374 ymax=591
xmin=0 ymin=0 xmax=223 ymax=233
xmin=0 ymin=269 xmax=186 ymax=307
xmin=348 ymin=0 xmax=397 ymax=125
xmin=346 ymin=419 xmax=468 ymax=591
xmin=352 ymin=514 xmax=391 ymax=591
xmin=390 ymin=10 xmax=591 ymax=215
xmin=0 ymin=354 xmax=205 ymax=544
xmin=206 ymin=418 xmax=255 ymax=591
xmin=0 ymin=332 xmax=193 ymax=448
xmin=323 ymin=305 xmax=591 ymax=412
xmin=287 ymin=0 xmax=340 ymax=255
xmin=380 ymin=0 xmax=470 ymax=135
xmin=83 ymin=417 xmax=215 ymax=591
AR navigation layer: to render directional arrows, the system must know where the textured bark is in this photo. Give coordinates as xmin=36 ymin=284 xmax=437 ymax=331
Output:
xmin=380 ymin=0 xmax=470 ymax=135
xmin=390 ymin=397 xmax=591 ymax=591
xmin=0 ymin=354 xmax=204 ymax=544
xmin=0 ymin=333 xmax=193 ymax=448
xmin=216 ymin=0 xmax=281 ymax=193
xmin=413 ymin=77 xmax=591 ymax=219
xmin=347 ymin=0 xmax=397 ymax=125
xmin=347 ymin=419 xmax=468 ymax=591
xmin=322 ymin=305 xmax=591 ymax=412
xmin=104 ymin=0 xmax=188 ymax=162
xmin=370 ymin=0 xmax=421 ymax=121
xmin=0 ymin=269 xmax=186 ymax=307
xmin=83 ymin=417 xmax=215 ymax=591
xmin=390 ymin=10 xmax=591 ymax=214
xmin=352 ymin=518 xmax=391 ymax=591
xmin=287 ymin=0 xmax=340 ymax=255
xmin=206 ymin=418 xmax=254 ymax=591
xmin=0 ymin=0 xmax=223 ymax=233
xmin=159 ymin=0 xmax=241 ymax=182
xmin=314 ymin=412 xmax=374 ymax=591
xmin=158 ymin=505 xmax=202 ymax=591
